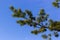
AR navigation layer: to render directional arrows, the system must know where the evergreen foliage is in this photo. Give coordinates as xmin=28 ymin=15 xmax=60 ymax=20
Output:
xmin=10 ymin=0 xmax=60 ymax=40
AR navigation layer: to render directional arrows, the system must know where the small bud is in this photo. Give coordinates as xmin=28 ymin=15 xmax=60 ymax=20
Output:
xmin=10 ymin=6 xmax=14 ymax=10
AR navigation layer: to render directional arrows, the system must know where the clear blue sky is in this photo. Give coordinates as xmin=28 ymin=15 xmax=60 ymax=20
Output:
xmin=0 ymin=0 xmax=60 ymax=40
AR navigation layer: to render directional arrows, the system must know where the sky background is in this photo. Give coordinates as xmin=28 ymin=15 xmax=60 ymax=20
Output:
xmin=0 ymin=0 xmax=60 ymax=40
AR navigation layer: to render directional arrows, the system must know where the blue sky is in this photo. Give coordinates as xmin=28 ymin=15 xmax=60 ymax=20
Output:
xmin=0 ymin=0 xmax=60 ymax=40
